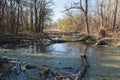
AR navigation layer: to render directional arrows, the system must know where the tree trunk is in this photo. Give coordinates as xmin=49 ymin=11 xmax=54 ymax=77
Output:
xmin=85 ymin=0 xmax=90 ymax=34
xmin=16 ymin=3 xmax=20 ymax=34
xmin=85 ymin=14 xmax=90 ymax=34
xmin=80 ymin=0 xmax=90 ymax=34
xmin=0 ymin=0 xmax=6 ymax=34
xmin=34 ymin=0 xmax=38 ymax=33
xmin=41 ymin=2 xmax=45 ymax=32
xmin=10 ymin=0 xmax=16 ymax=33
xmin=112 ymin=0 xmax=118 ymax=32
xmin=100 ymin=0 xmax=104 ymax=27
xmin=30 ymin=4 xmax=34 ymax=32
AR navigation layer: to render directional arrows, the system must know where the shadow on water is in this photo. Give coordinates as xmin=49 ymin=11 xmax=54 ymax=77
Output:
xmin=0 ymin=42 xmax=120 ymax=80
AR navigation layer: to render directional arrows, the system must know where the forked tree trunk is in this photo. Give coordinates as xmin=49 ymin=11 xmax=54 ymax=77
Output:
xmin=80 ymin=0 xmax=90 ymax=34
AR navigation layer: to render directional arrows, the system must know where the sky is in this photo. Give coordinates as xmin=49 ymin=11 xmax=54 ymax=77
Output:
xmin=53 ymin=0 xmax=68 ymax=21
xmin=52 ymin=0 xmax=95 ymax=22
xmin=53 ymin=0 xmax=77 ymax=22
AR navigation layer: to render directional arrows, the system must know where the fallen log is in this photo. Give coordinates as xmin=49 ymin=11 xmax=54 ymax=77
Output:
xmin=95 ymin=39 xmax=108 ymax=46
xmin=75 ymin=54 xmax=89 ymax=80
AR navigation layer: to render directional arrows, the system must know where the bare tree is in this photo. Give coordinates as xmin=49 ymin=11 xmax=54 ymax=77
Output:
xmin=0 ymin=0 xmax=53 ymax=34
xmin=80 ymin=0 xmax=90 ymax=34
xmin=34 ymin=0 xmax=38 ymax=32
xmin=16 ymin=0 xmax=20 ymax=33
xmin=30 ymin=2 xmax=34 ymax=32
xmin=0 ymin=0 xmax=6 ymax=33
xmin=65 ymin=0 xmax=90 ymax=34
xmin=112 ymin=0 xmax=118 ymax=32
xmin=100 ymin=0 xmax=104 ymax=27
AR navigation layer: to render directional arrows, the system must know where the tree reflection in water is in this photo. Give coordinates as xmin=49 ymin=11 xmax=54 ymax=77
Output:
xmin=28 ymin=42 xmax=46 ymax=54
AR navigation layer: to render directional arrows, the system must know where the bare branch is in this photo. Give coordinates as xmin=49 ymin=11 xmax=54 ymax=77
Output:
xmin=64 ymin=6 xmax=80 ymax=12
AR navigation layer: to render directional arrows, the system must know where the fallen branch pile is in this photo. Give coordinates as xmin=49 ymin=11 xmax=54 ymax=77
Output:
xmin=25 ymin=54 xmax=89 ymax=80
xmin=0 ymin=33 xmax=50 ymax=43
xmin=0 ymin=54 xmax=89 ymax=80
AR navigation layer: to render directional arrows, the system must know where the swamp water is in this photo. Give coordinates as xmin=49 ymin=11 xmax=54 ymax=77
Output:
xmin=0 ymin=42 xmax=120 ymax=80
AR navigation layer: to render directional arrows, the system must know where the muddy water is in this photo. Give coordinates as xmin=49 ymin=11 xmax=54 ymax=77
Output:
xmin=0 ymin=42 xmax=120 ymax=80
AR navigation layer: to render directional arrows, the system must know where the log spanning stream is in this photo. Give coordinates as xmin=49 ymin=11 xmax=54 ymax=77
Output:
xmin=0 ymin=42 xmax=120 ymax=80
